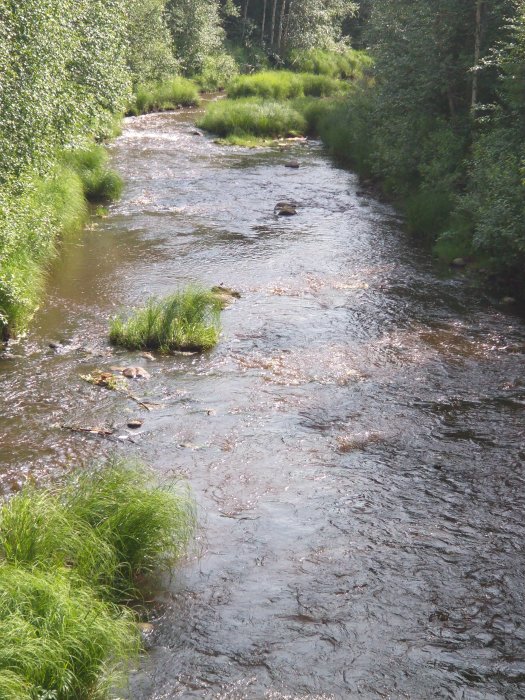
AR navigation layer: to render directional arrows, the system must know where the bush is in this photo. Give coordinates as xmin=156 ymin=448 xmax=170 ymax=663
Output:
xmin=110 ymin=287 xmax=223 ymax=352
xmin=196 ymin=53 xmax=240 ymax=91
xmin=198 ymin=98 xmax=307 ymax=139
xmin=0 ymin=566 xmax=138 ymax=700
xmin=129 ymin=77 xmax=201 ymax=115
xmin=405 ymin=188 xmax=454 ymax=240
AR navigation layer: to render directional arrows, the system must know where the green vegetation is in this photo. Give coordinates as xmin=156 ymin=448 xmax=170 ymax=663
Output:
xmin=287 ymin=47 xmax=373 ymax=80
xmin=0 ymin=566 xmax=138 ymax=700
xmin=110 ymin=288 xmax=223 ymax=352
xmin=0 ymin=459 xmax=195 ymax=698
xmin=129 ymin=77 xmax=201 ymax=116
xmin=227 ymin=71 xmax=346 ymax=100
xmin=63 ymin=145 xmax=123 ymax=203
xmin=198 ymin=98 xmax=307 ymax=140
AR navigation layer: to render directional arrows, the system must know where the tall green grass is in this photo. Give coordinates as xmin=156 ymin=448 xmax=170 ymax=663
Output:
xmin=227 ymin=71 xmax=346 ymax=100
xmin=110 ymin=288 xmax=223 ymax=352
xmin=63 ymin=460 xmax=196 ymax=598
xmin=0 ymin=566 xmax=138 ymax=700
xmin=0 ymin=459 xmax=195 ymax=698
xmin=63 ymin=144 xmax=123 ymax=203
xmin=198 ymin=98 xmax=307 ymax=139
xmin=129 ymin=77 xmax=200 ymax=116
xmin=287 ymin=48 xmax=373 ymax=80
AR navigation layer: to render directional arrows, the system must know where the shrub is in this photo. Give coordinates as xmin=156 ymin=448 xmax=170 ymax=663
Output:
xmin=405 ymin=188 xmax=454 ymax=240
xmin=110 ymin=287 xmax=222 ymax=352
xmin=196 ymin=53 xmax=240 ymax=91
xmin=129 ymin=77 xmax=201 ymax=115
xmin=0 ymin=565 xmax=138 ymax=700
xmin=198 ymin=98 xmax=307 ymax=139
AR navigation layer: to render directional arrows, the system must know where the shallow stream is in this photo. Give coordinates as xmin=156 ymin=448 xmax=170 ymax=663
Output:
xmin=1 ymin=107 xmax=525 ymax=699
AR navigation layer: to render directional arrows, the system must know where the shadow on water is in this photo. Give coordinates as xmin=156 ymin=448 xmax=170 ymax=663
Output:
xmin=1 ymin=110 xmax=525 ymax=699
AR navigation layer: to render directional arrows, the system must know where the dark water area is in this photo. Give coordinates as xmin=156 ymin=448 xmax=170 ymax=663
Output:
xmin=1 ymin=107 xmax=525 ymax=699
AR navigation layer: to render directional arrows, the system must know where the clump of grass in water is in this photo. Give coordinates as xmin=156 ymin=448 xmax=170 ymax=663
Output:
xmin=0 ymin=459 xmax=195 ymax=697
xmin=198 ymin=98 xmax=307 ymax=139
xmin=110 ymin=288 xmax=222 ymax=352
xmin=129 ymin=77 xmax=200 ymax=116
xmin=63 ymin=459 xmax=196 ymax=599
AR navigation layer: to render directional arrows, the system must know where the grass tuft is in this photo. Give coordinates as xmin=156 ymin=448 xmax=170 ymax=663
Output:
xmin=63 ymin=459 xmax=196 ymax=598
xmin=287 ymin=48 xmax=373 ymax=80
xmin=129 ymin=77 xmax=200 ymax=116
xmin=110 ymin=287 xmax=223 ymax=352
xmin=198 ymin=98 xmax=307 ymax=139
xmin=227 ymin=71 xmax=346 ymax=100
xmin=63 ymin=144 xmax=123 ymax=203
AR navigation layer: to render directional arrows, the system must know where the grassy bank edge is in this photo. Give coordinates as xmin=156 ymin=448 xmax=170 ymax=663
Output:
xmin=0 ymin=458 xmax=195 ymax=699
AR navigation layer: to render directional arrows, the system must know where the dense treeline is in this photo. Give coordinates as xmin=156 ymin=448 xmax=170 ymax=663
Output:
xmin=324 ymin=1 xmax=525 ymax=293
xmin=1 ymin=1 xmax=524 ymax=340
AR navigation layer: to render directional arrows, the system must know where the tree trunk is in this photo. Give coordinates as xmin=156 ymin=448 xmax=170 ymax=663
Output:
xmin=242 ymin=0 xmax=250 ymax=41
xmin=472 ymin=0 xmax=482 ymax=108
xmin=270 ymin=0 xmax=278 ymax=48
xmin=277 ymin=0 xmax=287 ymax=53
xmin=261 ymin=0 xmax=267 ymax=45
xmin=284 ymin=0 xmax=295 ymax=49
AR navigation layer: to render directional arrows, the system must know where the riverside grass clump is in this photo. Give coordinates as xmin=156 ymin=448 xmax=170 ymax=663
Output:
xmin=0 ymin=566 xmax=138 ymax=700
xmin=227 ymin=71 xmax=347 ymax=100
xmin=0 ymin=459 xmax=195 ymax=699
xmin=63 ymin=144 xmax=123 ymax=203
xmin=287 ymin=48 xmax=373 ymax=81
xmin=110 ymin=288 xmax=223 ymax=352
xmin=198 ymin=98 xmax=307 ymax=143
xmin=129 ymin=77 xmax=200 ymax=116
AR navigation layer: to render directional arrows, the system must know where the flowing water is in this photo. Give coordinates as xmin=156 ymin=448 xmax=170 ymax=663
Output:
xmin=1 ymin=107 xmax=525 ymax=699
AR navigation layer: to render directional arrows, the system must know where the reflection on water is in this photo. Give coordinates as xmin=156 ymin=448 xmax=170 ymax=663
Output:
xmin=1 ymin=110 xmax=525 ymax=699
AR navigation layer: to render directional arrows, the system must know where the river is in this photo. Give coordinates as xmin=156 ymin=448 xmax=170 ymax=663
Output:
xmin=1 ymin=107 xmax=525 ymax=699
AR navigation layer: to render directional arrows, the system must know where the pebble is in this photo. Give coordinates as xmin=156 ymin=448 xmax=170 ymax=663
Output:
xmin=127 ymin=419 xmax=144 ymax=429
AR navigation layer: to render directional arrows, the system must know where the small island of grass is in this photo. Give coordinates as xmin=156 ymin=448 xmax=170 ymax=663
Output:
xmin=109 ymin=287 xmax=223 ymax=352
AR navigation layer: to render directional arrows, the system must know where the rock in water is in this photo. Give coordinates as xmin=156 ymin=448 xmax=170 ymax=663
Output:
xmin=284 ymin=160 xmax=300 ymax=169
xmin=122 ymin=366 xmax=151 ymax=379
xmin=451 ymin=257 xmax=467 ymax=268
xmin=275 ymin=202 xmax=297 ymax=216
xmin=211 ymin=285 xmax=241 ymax=299
xmin=127 ymin=419 xmax=144 ymax=429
